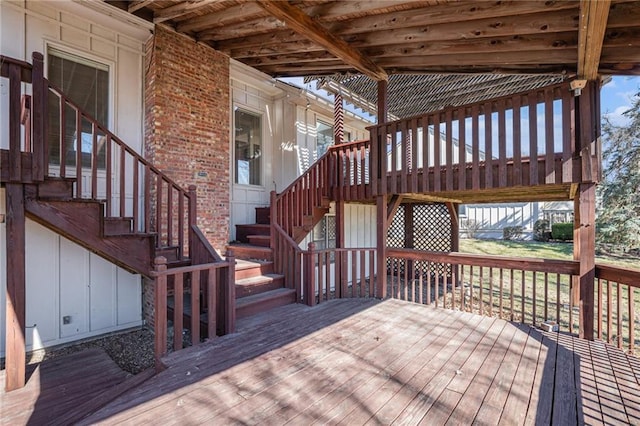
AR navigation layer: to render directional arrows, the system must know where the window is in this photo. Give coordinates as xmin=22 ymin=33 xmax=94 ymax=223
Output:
xmin=316 ymin=121 xmax=333 ymax=158
xmin=234 ymin=109 xmax=262 ymax=185
xmin=47 ymin=48 xmax=109 ymax=168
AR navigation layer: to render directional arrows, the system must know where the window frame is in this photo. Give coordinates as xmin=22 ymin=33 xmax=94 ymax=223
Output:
xmin=233 ymin=106 xmax=264 ymax=187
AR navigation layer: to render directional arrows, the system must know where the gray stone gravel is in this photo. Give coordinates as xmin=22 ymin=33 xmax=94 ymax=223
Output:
xmin=1 ymin=327 xmax=156 ymax=375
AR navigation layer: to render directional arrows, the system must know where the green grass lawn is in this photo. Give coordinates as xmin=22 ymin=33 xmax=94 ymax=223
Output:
xmin=459 ymin=238 xmax=640 ymax=270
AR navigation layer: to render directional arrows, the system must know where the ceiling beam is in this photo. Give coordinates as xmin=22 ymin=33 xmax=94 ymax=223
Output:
xmin=577 ymin=0 xmax=611 ymax=80
xmin=154 ymin=0 xmax=225 ymax=24
xmin=255 ymin=1 xmax=388 ymax=81
xmin=128 ymin=0 xmax=155 ymax=14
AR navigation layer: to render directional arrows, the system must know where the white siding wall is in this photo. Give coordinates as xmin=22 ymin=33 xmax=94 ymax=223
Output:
xmin=462 ymin=202 xmax=541 ymax=240
xmin=0 ymin=1 xmax=150 ymax=355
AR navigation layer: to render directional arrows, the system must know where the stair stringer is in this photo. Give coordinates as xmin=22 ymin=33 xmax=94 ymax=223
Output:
xmin=24 ymin=197 xmax=154 ymax=276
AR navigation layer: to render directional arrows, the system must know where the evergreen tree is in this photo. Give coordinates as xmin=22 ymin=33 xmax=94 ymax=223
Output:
xmin=597 ymin=90 xmax=640 ymax=249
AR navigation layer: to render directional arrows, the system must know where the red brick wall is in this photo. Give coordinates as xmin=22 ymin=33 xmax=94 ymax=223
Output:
xmin=145 ymin=25 xmax=230 ymax=251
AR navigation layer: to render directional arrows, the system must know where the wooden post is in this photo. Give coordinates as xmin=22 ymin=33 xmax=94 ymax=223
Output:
xmin=153 ymin=256 xmax=168 ymax=372
xmin=377 ymin=80 xmax=388 ymax=124
xmin=188 ymin=185 xmax=197 ymax=259
xmin=446 ymin=202 xmax=460 ymax=252
xmin=31 ymin=52 xmax=46 ymax=181
xmin=224 ymin=249 xmax=236 ymax=334
xmin=575 ymin=183 xmax=596 ymax=340
xmin=9 ymin=63 xmax=21 ymax=182
xmin=376 ymin=195 xmax=387 ymax=299
xmin=305 ymin=243 xmax=317 ymax=306
xmin=5 ymin=184 xmax=26 ymax=391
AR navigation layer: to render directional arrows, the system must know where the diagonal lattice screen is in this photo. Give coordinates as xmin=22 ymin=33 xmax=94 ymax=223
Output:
xmin=387 ymin=203 xmax=452 ymax=276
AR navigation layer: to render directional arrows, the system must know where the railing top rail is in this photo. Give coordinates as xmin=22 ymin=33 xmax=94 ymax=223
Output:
xmin=387 ymin=247 xmax=580 ymax=275
xmin=366 ymin=80 xmax=571 ymax=131
xmin=596 ymin=263 xmax=640 ymax=287
xmin=0 ymin=55 xmax=33 ymax=82
xmin=311 ymin=247 xmax=376 ymax=254
xmin=328 ymin=139 xmax=370 ymax=150
xmin=150 ymin=260 xmax=230 ymax=277
xmin=46 ymin=80 xmax=191 ymax=198
xmin=273 ymin=223 xmax=303 ymax=252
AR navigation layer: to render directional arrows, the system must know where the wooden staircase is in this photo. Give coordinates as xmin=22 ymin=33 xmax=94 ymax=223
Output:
xmin=229 ymin=207 xmax=297 ymax=317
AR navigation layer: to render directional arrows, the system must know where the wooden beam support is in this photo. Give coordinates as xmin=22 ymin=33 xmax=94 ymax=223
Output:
xmin=154 ymin=0 xmax=222 ymax=24
xmin=387 ymin=194 xmax=403 ymax=222
xmin=128 ymin=0 xmax=155 ymax=13
xmin=446 ymin=202 xmax=460 ymax=252
xmin=574 ymin=183 xmax=596 ymax=340
xmin=255 ymin=1 xmax=388 ymax=81
xmin=5 ymin=184 xmax=26 ymax=391
xmin=578 ymin=0 xmax=611 ymax=80
xmin=376 ymin=195 xmax=388 ymax=299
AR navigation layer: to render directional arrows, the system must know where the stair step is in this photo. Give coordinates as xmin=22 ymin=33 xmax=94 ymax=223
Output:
xmin=228 ymin=244 xmax=273 ymax=261
xmin=235 ymin=273 xmax=285 ymax=298
xmin=235 ymin=288 xmax=297 ymax=319
xmin=235 ymin=224 xmax=270 ymax=243
xmin=235 ymin=259 xmax=274 ymax=280
xmin=247 ymin=234 xmax=270 ymax=247
xmin=255 ymin=207 xmax=270 ymax=225
xmin=103 ymin=217 xmax=133 ymax=236
xmin=155 ymin=246 xmax=181 ymax=262
xmin=37 ymin=177 xmax=75 ymax=200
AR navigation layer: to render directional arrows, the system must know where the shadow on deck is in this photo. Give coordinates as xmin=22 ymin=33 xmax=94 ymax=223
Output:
xmin=61 ymin=299 xmax=640 ymax=425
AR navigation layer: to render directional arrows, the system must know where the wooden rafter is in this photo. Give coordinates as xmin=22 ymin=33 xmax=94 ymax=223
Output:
xmin=255 ymin=1 xmax=388 ymax=81
xmin=154 ymin=0 xmax=226 ymax=24
xmin=128 ymin=0 xmax=155 ymax=13
xmin=578 ymin=0 xmax=611 ymax=80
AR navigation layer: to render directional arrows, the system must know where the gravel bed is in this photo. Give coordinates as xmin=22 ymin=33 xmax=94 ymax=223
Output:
xmin=1 ymin=327 xmax=156 ymax=375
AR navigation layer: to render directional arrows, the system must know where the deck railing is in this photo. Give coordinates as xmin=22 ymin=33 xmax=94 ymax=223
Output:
xmin=272 ymin=222 xmax=303 ymax=300
xmin=368 ymin=82 xmax=581 ymax=196
xmin=303 ymin=244 xmax=377 ymax=305
xmin=330 ymin=139 xmax=371 ymax=202
xmin=595 ymin=264 xmax=640 ymax=355
xmin=151 ymin=254 xmax=235 ymax=370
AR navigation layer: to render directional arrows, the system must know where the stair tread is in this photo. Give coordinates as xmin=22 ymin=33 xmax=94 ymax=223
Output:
xmin=235 ymin=273 xmax=284 ymax=286
xmin=235 ymin=288 xmax=296 ymax=307
xmin=235 ymin=259 xmax=273 ymax=270
xmin=247 ymin=235 xmax=270 ymax=239
xmin=229 ymin=243 xmax=272 ymax=252
xmin=236 ymin=223 xmax=270 ymax=228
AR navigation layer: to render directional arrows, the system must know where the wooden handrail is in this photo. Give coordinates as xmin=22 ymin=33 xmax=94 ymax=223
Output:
xmin=386 ymin=248 xmax=581 ymax=275
xmin=0 ymin=55 xmax=33 ymax=83
xmin=596 ymin=264 xmax=640 ymax=286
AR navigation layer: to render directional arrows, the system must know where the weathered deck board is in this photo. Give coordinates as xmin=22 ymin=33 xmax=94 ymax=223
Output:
xmin=0 ymin=349 xmax=130 ymax=426
xmin=7 ymin=299 xmax=638 ymax=425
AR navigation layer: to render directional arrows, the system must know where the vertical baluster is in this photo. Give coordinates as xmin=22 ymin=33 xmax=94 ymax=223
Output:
xmin=390 ymin=122 xmax=398 ymax=194
xmin=479 ymin=266 xmax=484 ymax=315
xmin=422 ymin=116 xmax=430 ymax=192
xmin=445 ymin=109 xmax=453 ymax=191
xmin=156 ymin=174 xmax=163 ymax=248
xmin=191 ymin=270 xmax=200 ymax=346
xmin=433 ymin=113 xmax=441 ymax=192
xmin=521 ymin=270 xmax=526 ymax=323
xmin=545 ymin=88 xmax=555 ymax=183
xmin=178 ymin=190 xmax=184 ymax=258
xmin=426 ymin=262 xmax=432 ymax=305
xmin=562 ymin=87 xmax=575 ymax=183
xmin=400 ymin=123 xmax=408 ymax=194
xmin=173 ymin=272 xmax=184 ymax=351
xmin=360 ymin=250 xmax=366 ymax=298
xmin=435 ymin=265 xmax=440 ymax=308
xmin=469 ymin=265 xmax=474 ymax=312
xmin=488 ymin=267 xmax=493 ymax=317
xmin=359 ymin=144 xmax=366 ymax=199
xmin=167 ymin=185 xmax=174 ymax=248
xmin=91 ymin=123 xmax=98 ymax=199
xmin=484 ymin=102 xmax=493 ymax=189
xmin=75 ymin=109 xmax=82 ymax=198
xmin=59 ymin=96 xmax=66 ymax=178
xmin=510 ymin=269 xmax=515 ymax=321
xmin=351 ymin=250 xmax=357 ymax=298
xmin=471 ymin=105 xmax=480 ymax=190
xmin=144 ymin=165 xmax=151 ymax=233
xmin=318 ymin=249 xmax=324 ymax=303
xmin=410 ymin=119 xmax=418 ymax=192
xmin=607 ymin=279 xmax=612 ymax=343
xmin=458 ymin=110 xmax=466 ymax=190
xmin=327 ymin=251 xmax=332 ymax=300
xmin=132 ymin=160 xmax=139 ymax=233
xmin=120 ymin=145 xmax=126 ymax=217
xmin=105 ymin=135 xmax=112 ymax=217
xmin=371 ymin=127 xmax=379 ymax=196
xmin=450 ymin=263 xmax=455 ymax=310
xmin=369 ymin=250 xmax=375 ymax=298
xmin=32 ymin=52 xmax=46 ymax=181
xmin=529 ymin=93 xmax=539 ymax=185
xmin=153 ymin=257 xmax=167 ymax=369
xmin=557 ymin=273 xmax=562 ymax=329
xmin=617 ymin=282 xmax=622 ymax=349
xmin=498 ymin=100 xmax=507 ymax=187
xmin=532 ymin=271 xmax=537 ymax=325
xmin=544 ymin=273 xmax=549 ymax=322
xmin=513 ymin=96 xmax=522 ymax=186
xmin=207 ymin=265 xmax=218 ymax=340
xmin=629 ymin=285 xmax=635 ymax=354
xmin=499 ymin=268 xmax=504 ymax=319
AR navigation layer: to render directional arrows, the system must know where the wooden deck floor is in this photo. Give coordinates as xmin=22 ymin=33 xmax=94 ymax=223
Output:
xmin=76 ymin=299 xmax=640 ymax=425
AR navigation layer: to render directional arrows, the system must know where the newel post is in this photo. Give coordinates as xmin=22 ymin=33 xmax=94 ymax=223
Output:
xmin=153 ymin=256 xmax=168 ymax=371
xmin=224 ymin=249 xmax=236 ymax=334
xmin=304 ymin=243 xmax=316 ymax=306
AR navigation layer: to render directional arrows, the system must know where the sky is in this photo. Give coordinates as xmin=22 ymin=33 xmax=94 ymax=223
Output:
xmin=600 ymin=76 xmax=640 ymax=127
